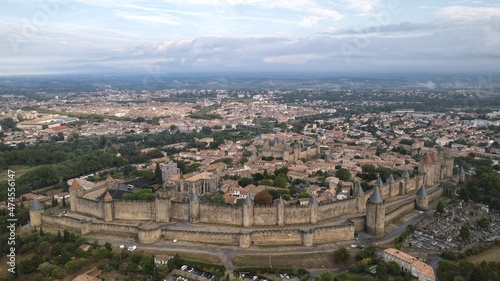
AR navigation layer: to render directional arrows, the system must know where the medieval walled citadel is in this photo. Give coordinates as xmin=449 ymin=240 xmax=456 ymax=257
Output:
xmin=29 ymin=149 xmax=459 ymax=248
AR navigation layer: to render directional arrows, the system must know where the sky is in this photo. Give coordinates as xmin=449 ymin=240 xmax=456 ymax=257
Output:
xmin=1 ymin=0 xmax=500 ymax=75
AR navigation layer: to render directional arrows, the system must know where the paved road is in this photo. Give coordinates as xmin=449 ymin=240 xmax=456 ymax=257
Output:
xmin=87 ymin=209 xmax=430 ymax=273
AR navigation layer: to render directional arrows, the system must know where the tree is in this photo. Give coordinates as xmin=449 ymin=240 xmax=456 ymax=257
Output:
xmin=298 ymin=192 xmax=311 ymax=198
xmin=333 ymin=247 xmax=350 ymax=263
xmin=336 ymin=168 xmax=351 ymax=181
xmin=437 ymin=200 xmax=445 ymax=214
xmin=376 ymin=262 xmax=388 ymax=280
xmin=460 ymin=224 xmax=470 ymax=240
xmin=238 ymin=177 xmax=255 ymax=187
xmin=386 ymin=261 xmax=401 ymax=275
xmin=254 ymin=191 xmax=273 ymax=205
xmin=477 ymin=216 xmax=490 ymax=228
xmin=274 ymin=174 xmax=288 ymax=188
xmin=62 ymin=196 xmax=66 ymax=207
xmin=154 ymin=163 xmax=162 ymax=183
xmin=239 ymin=157 xmax=248 ymax=165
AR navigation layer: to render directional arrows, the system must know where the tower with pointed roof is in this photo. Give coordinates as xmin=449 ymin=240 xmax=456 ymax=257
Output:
xmin=430 ymin=151 xmax=441 ymax=185
xmin=459 ymin=166 xmax=465 ymax=183
xmin=415 ymin=185 xmax=429 ymax=211
xmin=419 ymin=153 xmax=435 ymax=187
xmin=242 ymin=195 xmax=254 ymax=227
xmin=69 ymin=179 xmax=83 ymax=213
xmin=276 ymin=197 xmax=285 ymax=226
xmin=29 ymin=198 xmax=44 ymax=227
xmin=401 ymin=170 xmax=410 ymax=195
xmin=365 ymin=186 xmax=385 ymax=237
xmin=103 ymin=191 xmax=114 ymax=222
xmin=189 ymin=192 xmax=200 ymax=223
xmin=386 ymin=174 xmax=395 ymax=197
xmin=441 ymin=148 xmax=454 ymax=178
xmin=356 ymin=183 xmax=366 ymax=212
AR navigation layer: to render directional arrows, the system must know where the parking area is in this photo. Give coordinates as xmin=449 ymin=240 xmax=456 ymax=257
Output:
xmin=168 ymin=265 xmax=216 ymax=281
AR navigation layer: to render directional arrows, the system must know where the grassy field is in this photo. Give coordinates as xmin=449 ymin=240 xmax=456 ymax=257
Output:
xmin=335 ymin=272 xmax=374 ymax=281
xmin=467 ymin=246 xmax=500 ymax=263
xmin=232 ymin=249 xmax=360 ymax=269
xmin=0 ymin=165 xmax=32 ymax=182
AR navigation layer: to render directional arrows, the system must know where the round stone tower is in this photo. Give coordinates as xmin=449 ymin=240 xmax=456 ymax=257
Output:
xmin=29 ymin=198 xmax=44 ymax=227
xmin=415 ymin=185 xmax=429 ymax=211
xmin=189 ymin=192 xmax=200 ymax=223
xmin=242 ymin=195 xmax=254 ymax=227
xmin=365 ymin=186 xmax=385 ymax=237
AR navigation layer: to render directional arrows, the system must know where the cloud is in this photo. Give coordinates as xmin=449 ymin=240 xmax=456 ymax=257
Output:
xmin=341 ymin=0 xmax=380 ymax=14
xmin=437 ymin=5 xmax=500 ymax=21
xmin=116 ymin=13 xmax=182 ymax=25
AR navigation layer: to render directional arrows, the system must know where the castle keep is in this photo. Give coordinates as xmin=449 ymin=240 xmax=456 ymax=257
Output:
xmin=30 ymin=149 xmax=456 ymax=247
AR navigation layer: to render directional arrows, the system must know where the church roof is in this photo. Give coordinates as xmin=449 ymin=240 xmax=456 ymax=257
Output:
xmin=416 ymin=185 xmax=428 ymax=197
xmin=369 ymin=186 xmax=384 ymax=204
xmin=386 ymin=174 xmax=395 ymax=183
xmin=29 ymin=198 xmax=44 ymax=211
xmin=244 ymin=195 xmax=254 ymax=205
xmin=190 ymin=192 xmax=200 ymax=202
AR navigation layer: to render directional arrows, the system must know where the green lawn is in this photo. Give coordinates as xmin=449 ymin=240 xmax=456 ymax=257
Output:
xmin=335 ymin=272 xmax=374 ymax=281
xmin=0 ymin=165 xmax=32 ymax=182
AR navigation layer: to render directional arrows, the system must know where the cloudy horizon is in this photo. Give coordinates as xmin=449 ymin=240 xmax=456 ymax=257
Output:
xmin=1 ymin=0 xmax=500 ymax=76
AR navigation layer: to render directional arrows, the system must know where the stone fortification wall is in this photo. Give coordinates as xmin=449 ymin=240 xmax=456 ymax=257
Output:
xmin=91 ymin=221 xmax=138 ymax=236
xmin=312 ymin=223 xmax=354 ymax=243
xmin=385 ymin=200 xmax=415 ymax=223
xmin=75 ymin=197 xmax=103 ymax=219
xmin=284 ymin=205 xmax=310 ymax=224
xmin=42 ymin=214 xmax=86 ymax=230
xmin=317 ymin=199 xmax=357 ymax=221
xmin=253 ymin=205 xmax=278 ymax=226
xmin=114 ymin=200 xmax=155 ymax=221
xmin=251 ymin=229 xmax=302 ymax=246
xmin=171 ymin=202 xmax=189 ymax=221
xmin=348 ymin=215 xmax=366 ymax=232
xmin=162 ymin=229 xmax=240 ymax=246
xmin=199 ymin=204 xmax=242 ymax=225
xmin=429 ymin=187 xmax=444 ymax=201
xmin=82 ymin=185 xmax=108 ymax=199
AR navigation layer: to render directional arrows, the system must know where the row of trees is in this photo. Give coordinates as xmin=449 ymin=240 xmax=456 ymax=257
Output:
xmin=456 ymin=156 xmax=500 ymax=210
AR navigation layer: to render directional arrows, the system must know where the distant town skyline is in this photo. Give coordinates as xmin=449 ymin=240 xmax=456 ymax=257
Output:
xmin=1 ymin=0 xmax=500 ymax=75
